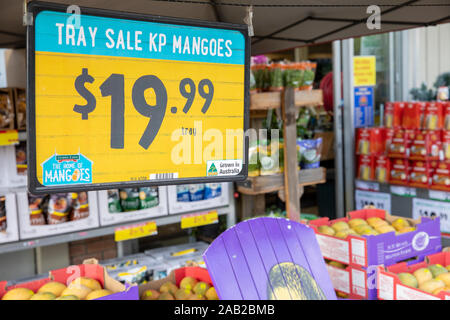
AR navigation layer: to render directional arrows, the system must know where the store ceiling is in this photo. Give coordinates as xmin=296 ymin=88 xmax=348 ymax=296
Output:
xmin=0 ymin=0 xmax=449 ymax=54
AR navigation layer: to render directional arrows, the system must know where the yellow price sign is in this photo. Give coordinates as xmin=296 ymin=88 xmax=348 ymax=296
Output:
xmin=114 ymin=221 xmax=157 ymax=242
xmin=181 ymin=210 xmax=219 ymax=229
xmin=353 ymin=56 xmax=376 ymax=87
xmin=27 ymin=3 xmax=249 ymax=193
xmin=0 ymin=130 xmax=19 ymax=146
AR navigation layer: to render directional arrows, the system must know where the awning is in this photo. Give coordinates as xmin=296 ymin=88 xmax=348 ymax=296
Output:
xmin=0 ymin=0 xmax=449 ymax=54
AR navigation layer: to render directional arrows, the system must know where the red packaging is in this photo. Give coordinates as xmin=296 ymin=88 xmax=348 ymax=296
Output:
xmin=389 ymin=158 xmax=409 ymax=185
xmin=430 ymin=162 xmax=450 ymax=191
xmin=444 ymin=102 xmax=450 ymax=131
xmin=357 ymin=155 xmax=375 ymax=181
xmin=384 ymin=102 xmax=405 ymax=129
xmin=355 ymin=128 xmax=384 ymax=155
xmin=424 ymin=102 xmax=444 ymax=130
xmin=374 ymin=155 xmax=390 ymax=183
xmin=388 ymin=129 xmax=408 ymax=158
xmin=443 ymin=130 xmax=450 ymax=162
xmin=384 ymin=128 xmax=395 ymax=154
xmin=417 ymin=102 xmax=427 ymax=129
xmin=402 ymin=102 xmax=421 ymax=129
xmin=408 ymin=160 xmax=430 ymax=188
xmin=409 ymin=130 xmax=442 ymax=161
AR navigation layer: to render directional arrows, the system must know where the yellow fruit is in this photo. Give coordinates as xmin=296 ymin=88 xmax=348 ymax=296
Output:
xmin=336 ymin=292 xmax=349 ymax=298
xmin=193 ymin=282 xmax=211 ymax=295
xmin=318 ymin=225 xmax=335 ymax=236
xmin=69 ymin=277 xmax=102 ymax=291
xmin=38 ymin=281 xmax=66 ymax=296
xmin=432 ymin=287 xmax=450 ymax=295
xmin=141 ymin=289 xmax=160 ymax=300
xmin=398 ymin=273 xmax=418 ymax=288
xmin=360 ymin=229 xmax=378 ymax=236
xmin=30 ymin=292 xmax=56 ymax=300
xmin=328 ymin=261 xmax=346 ymax=269
xmin=56 ymin=295 xmax=79 ymax=300
xmin=159 ymin=282 xmax=178 ymax=295
xmin=447 ymin=265 xmax=450 ymax=272
xmin=205 ymin=287 xmax=218 ymax=300
xmin=331 ymin=221 xmax=350 ymax=232
xmin=175 ymin=288 xmax=193 ymax=300
xmin=435 ymin=273 xmax=450 ymax=286
xmin=158 ymin=292 xmax=175 ymax=300
xmin=348 ymin=218 xmax=367 ymax=229
xmin=367 ymin=217 xmax=388 ymax=228
xmin=419 ymin=279 xmax=445 ymax=293
xmin=428 ymin=264 xmax=448 ymax=278
xmin=354 ymin=224 xmax=374 ymax=234
xmin=391 ymin=218 xmax=410 ymax=231
xmin=61 ymin=284 xmax=92 ymax=300
xmin=375 ymin=225 xmax=396 ymax=234
xmin=179 ymin=277 xmax=198 ymax=291
xmin=2 ymin=288 xmax=34 ymax=300
xmin=335 ymin=230 xmax=350 ymax=239
xmin=413 ymin=268 xmax=433 ymax=286
xmin=347 ymin=229 xmax=358 ymax=236
xmin=85 ymin=289 xmax=113 ymax=300
xmin=396 ymin=226 xmax=415 ymax=234
xmin=189 ymin=294 xmax=206 ymax=300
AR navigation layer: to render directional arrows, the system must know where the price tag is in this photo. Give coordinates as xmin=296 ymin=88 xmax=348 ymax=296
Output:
xmin=114 ymin=221 xmax=157 ymax=242
xmin=355 ymin=190 xmax=391 ymax=212
xmin=355 ymin=180 xmax=380 ymax=191
xmin=390 ymin=185 xmax=417 ymax=197
xmin=412 ymin=198 xmax=450 ymax=233
xmin=429 ymin=190 xmax=450 ymax=202
xmin=0 ymin=130 xmax=18 ymax=146
xmin=181 ymin=210 xmax=218 ymax=229
xmin=27 ymin=3 xmax=249 ymax=193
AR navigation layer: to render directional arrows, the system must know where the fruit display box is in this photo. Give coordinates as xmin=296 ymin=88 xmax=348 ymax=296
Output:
xmin=16 ymin=191 xmax=100 ymax=240
xmin=1 ymin=144 xmax=27 ymax=188
xmin=0 ymin=259 xmax=139 ymax=300
xmin=0 ymin=192 xmax=19 ymax=244
xmin=309 ymin=208 xmax=441 ymax=268
xmin=97 ymin=187 xmax=168 ymax=226
xmin=138 ymin=266 xmax=215 ymax=300
xmin=167 ymin=183 xmax=229 ymax=215
xmin=377 ymin=251 xmax=450 ymax=300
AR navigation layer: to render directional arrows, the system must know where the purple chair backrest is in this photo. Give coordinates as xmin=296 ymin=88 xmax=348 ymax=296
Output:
xmin=203 ymin=217 xmax=337 ymax=300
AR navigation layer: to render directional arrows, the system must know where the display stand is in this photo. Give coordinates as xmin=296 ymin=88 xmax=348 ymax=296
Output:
xmin=236 ymin=89 xmax=326 ymax=222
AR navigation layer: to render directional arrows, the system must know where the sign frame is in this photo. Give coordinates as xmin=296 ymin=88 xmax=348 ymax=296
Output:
xmin=27 ymin=1 xmax=250 ymax=194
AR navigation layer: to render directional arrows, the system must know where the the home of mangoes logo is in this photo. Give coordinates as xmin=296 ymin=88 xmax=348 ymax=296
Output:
xmin=42 ymin=153 xmax=92 ymax=186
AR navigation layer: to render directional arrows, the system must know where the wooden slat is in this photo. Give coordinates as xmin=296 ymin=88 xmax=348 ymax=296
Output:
xmin=250 ymin=90 xmax=323 ymax=110
xmin=236 ymin=167 xmax=326 ymax=195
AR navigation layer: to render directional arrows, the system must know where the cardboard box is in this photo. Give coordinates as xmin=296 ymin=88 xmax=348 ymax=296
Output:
xmin=357 ymin=155 xmax=375 ymax=181
xmin=374 ymin=155 xmax=390 ymax=183
xmin=389 ymin=158 xmax=409 ymax=185
xmin=409 ymin=130 xmax=442 ymax=161
xmin=430 ymin=161 xmax=450 ymax=191
xmin=2 ymin=143 xmax=27 ymax=187
xmin=0 ymin=192 xmax=19 ymax=244
xmin=167 ymin=183 xmax=229 ymax=215
xmin=138 ymin=266 xmax=213 ymax=299
xmin=309 ymin=208 xmax=441 ymax=268
xmin=384 ymin=102 xmax=405 ymax=129
xmin=388 ymin=129 xmax=408 ymax=158
xmin=98 ymin=187 xmax=168 ymax=226
xmin=402 ymin=102 xmax=421 ymax=129
xmin=409 ymin=160 xmax=431 ymax=189
xmin=0 ymin=49 xmax=26 ymax=89
xmin=377 ymin=251 xmax=450 ymax=300
xmin=16 ymin=191 xmax=100 ymax=240
xmin=0 ymin=259 xmax=139 ymax=300
xmin=355 ymin=128 xmax=384 ymax=156
xmin=424 ymin=102 xmax=444 ymax=130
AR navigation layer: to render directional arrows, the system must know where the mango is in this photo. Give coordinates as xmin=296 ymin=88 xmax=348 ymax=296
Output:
xmin=375 ymin=225 xmax=396 ymax=234
xmin=419 ymin=279 xmax=445 ymax=293
xmin=318 ymin=225 xmax=335 ymax=236
xmin=189 ymin=294 xmax=206 ymax=300
xmin=398 ymin=273 xmax=418 ymax=288
xmin=360 ymin=229 xmax=378 ymax=236
xmin=85 ymin=289 xmax=113 ymax=300
xmin=69 ymin=277 xmax=102 ymax=291
xmin=433 ymin=287 xmax=450 ymax=295
xmin=396 ymin=226 xmax=416 ymax=234
xmin=428 ymin=264 xmax=448 ymax=278
xmin=205 ymin=287 xmax=219 ymax=300
xmin=336 ymin=291 xmax=349 ymax=298
xmin=435 ymin=273 xmax=450 ymax=286
xmin=158 ymin=292 xmax=175 ymax=300
xmin=447 ymin=265 xmax=450 ymax=272
xmin=347 ymin=229 xmax=358 ymax=236
xmin=38 ymin=281 xmax=66 ymax=296
xmin=56 ymin=295 xmax=79 ymax=300
xmin=2 ymin=288 xmax=34 ymax=300
xmin=30 ymin=292 xmax=56 ymax=300
xmin=348 ymin=218 xmax=367 ymax=229
xmin=193 ymin=282 xmax=211 ymax=295
xmin=328 ymin=261 xmax=346 ymax=269
xmin=354 ymin=224 xmax=374 ymax=235
xmin=61 ymin=284 xmax=92 ymax=300
xmin=391 ymin=218 xmax=410 ymax=231
xmin=175 ymin=288 xmax=193 ymax=300
xmin=367 ymin=217 xmax=388 ymax=228
xmin=413 ymin=268 xmax=433 ymax=286
xmin=159 ymin=281 xmax=178 ymax=295
xmin=141 ymin=289 xmax=160 ymax=300
xmin=179 ymin=277 xmax=198 ymax=291
xmin=331 ymin=221 xmax=350 ymax=232
xmin=335 ymin=230 xmax=350 ymax=239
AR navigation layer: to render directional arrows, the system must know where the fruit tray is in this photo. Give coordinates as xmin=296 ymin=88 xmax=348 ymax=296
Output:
xmin=377 ymin=251 xmax=450 ymax=300
xmin=0 ymin=258 xmax=139 ymax=300
xmin=309 ymin=208 xmax=441 ymax=268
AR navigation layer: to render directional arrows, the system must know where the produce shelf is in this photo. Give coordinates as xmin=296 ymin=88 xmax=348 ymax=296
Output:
xmin=236 ymin=167 xmax=326 ymax=195
xmin=250 ymin=89 xmax=323 ymax=110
